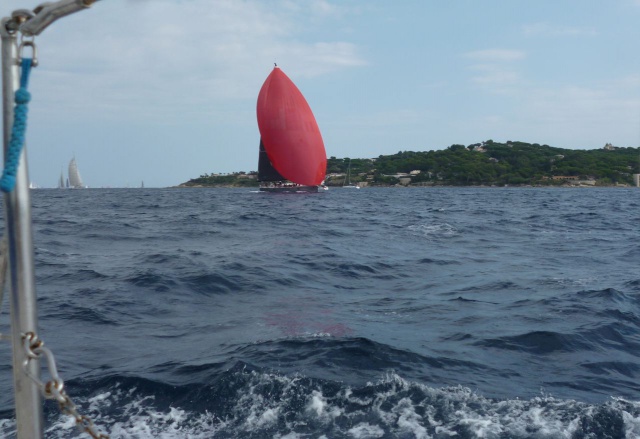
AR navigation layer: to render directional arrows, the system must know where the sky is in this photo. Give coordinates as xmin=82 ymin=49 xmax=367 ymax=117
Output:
xmin=2 ymin=0 xmax=640 ymax=188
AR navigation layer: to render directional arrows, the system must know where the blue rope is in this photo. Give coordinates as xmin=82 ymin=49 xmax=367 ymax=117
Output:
xmin=0 ymin=58 xmax=33 ymax=193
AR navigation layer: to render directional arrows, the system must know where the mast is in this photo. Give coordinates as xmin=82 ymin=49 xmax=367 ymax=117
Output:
xmin=346 ymin=158 xmax=351 ymax=185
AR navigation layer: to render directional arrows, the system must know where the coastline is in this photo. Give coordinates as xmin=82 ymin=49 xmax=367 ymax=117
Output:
xmin=173 ymin=183 xmax=638 ymax=189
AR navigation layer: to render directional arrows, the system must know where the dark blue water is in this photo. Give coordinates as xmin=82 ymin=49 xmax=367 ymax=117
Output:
xmin=1 ymin=187 xmax=640 ymax=438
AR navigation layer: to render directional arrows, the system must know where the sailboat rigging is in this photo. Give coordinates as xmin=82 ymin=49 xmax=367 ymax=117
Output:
xmin=256 ymin=66 xmax=327 ymax=193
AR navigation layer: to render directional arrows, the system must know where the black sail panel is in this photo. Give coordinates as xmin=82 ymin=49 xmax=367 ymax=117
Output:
xmin=258 ymin=139 xmax=286 ymax=182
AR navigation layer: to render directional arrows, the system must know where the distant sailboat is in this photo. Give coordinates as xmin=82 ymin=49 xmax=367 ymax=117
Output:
xmin=256 ymin=65 xmax=327 ymax=193
xmin=343 ymin=159 xmax=360 ymax=189
xmin=68 ymin=157 xmax=85 ymax=189
xmin=635 ymin=152 xmax=640 ymax=187
xmin=57 ymin=171 xmax=65 ymax=189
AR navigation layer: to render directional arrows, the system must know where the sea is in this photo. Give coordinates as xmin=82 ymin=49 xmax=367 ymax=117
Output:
xmin=0 ymin=186 xmax=639 ymax=439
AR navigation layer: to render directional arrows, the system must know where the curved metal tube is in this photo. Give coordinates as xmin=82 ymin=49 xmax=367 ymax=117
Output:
xmin=20 ymin=0 xmax=98 ymax=36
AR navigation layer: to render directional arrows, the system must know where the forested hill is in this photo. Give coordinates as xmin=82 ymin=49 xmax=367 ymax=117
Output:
xmin=182 ymin=140 xmax=640 ymax=187
xmin=327 ymin=140 xmax=639 ymax=186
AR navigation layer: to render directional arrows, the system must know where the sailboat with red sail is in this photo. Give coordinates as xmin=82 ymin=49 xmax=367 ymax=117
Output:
xmin=256 ymin=65 xmax=327 ymax=193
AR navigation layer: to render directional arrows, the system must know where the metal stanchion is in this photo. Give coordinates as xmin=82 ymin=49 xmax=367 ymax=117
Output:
xmin=1 ymin=2 xmax=99 ymax=437
xmin=1 ymin=18 xmax=43 ymax=439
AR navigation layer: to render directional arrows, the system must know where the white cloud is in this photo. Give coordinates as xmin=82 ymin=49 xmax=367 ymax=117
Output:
xmin=280 ymin=0 xmax=358 ymax=20
xmin=309 ymin=0 xmax=348 ymax=18
xmin=464 ymin=49 xmax=525 ymax=62
xmin=7 ymin=0 xmax=366 ymax=123
xmin=525 ymin=84 xmax=640 ymax=126
xmin=464 ymin=49 xmax=525 ymax=93
xmin=611 ymin=74 xmax=640 ymax=88
xmin=461 ymin=42 xmax=640 ymax=146
xmin=469 ymin=64 xmax=521 ymax=87
xmin=345 ymin=108 xmax=435 ymax=128
xmin=522 ymin=22 xmax=598 ymax=37
xmin=496 ymin=78 xmax=640 ymax=149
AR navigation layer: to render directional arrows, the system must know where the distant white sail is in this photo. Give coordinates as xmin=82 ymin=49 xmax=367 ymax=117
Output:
xmin=58 ymin=172 xmax=65 ymax=189
xmin=68 ymin=158 xmax=85 ymax=189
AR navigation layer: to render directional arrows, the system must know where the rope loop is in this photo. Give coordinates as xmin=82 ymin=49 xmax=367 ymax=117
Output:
xmin=0 ymin=57 xmax=34 ymax=193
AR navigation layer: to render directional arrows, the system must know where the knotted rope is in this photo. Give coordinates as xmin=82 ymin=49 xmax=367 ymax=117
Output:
xmin=0 ymin=58 xmax=34 ymax=193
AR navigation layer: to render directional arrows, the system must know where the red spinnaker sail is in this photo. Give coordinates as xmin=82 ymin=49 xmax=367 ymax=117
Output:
xmin=257 ymin=67 xmax=327 ymax=186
